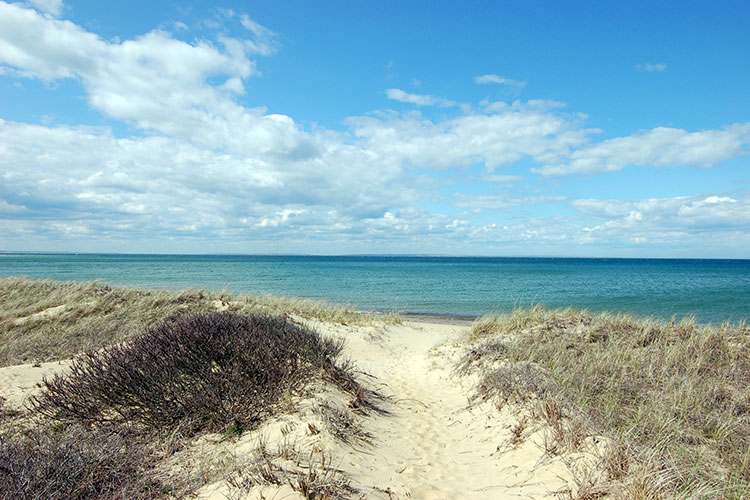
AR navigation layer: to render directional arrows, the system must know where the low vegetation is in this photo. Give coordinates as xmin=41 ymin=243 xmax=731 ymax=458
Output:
xmin=31 ymin=312 xmax=351 ymax=435
xmin=0 ymin=279 xmax=374 ymax=499
xmin=0 ymin=423 xmax=171 ymax=500
xmin=460 ymin=306 xmax=750 ymax=499
xmin=0 ymin=276 xmax=399 ymax=366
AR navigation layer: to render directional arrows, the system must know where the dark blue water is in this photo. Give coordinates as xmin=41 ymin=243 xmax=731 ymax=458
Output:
xmin=1 ymin=254 xmax=749 ymax=324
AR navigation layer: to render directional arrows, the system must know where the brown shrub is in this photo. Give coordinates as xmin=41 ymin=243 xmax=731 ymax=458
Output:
xmin=30 ymin=312 xmax=347 ymax=434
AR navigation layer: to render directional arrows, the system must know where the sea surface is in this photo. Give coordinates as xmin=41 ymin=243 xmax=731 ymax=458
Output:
xmin=1 ymin=253 xmax=749 ymax=324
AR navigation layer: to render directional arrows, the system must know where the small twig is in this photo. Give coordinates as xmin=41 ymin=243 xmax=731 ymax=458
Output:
xmin=393 ymin=398 xmax=429 ymax=408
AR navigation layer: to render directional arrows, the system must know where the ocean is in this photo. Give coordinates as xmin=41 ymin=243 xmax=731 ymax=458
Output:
xmin=1 ymin=253 xmax=749 ymax=324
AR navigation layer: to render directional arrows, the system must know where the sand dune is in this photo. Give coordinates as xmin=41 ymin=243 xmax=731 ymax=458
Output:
xmin=1 ymin=320 xmax=595 ymax=499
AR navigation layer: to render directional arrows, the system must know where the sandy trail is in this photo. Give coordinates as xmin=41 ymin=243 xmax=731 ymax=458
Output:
xmin=323 ymin=321 xmax=574 ymax=499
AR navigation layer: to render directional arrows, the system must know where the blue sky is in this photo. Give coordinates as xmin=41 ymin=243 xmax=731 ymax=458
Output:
xmin=0 ymin=0 xmax=749 ymax=257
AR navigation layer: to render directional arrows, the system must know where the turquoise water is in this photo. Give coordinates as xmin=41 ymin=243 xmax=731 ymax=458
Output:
xmin=1 ymin=254 xmax=749 ymax=324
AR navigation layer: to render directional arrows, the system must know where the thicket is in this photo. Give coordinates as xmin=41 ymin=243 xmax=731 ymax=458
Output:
xmin=0 ymin=423 xmax=168 ymax=500
xmin=30 ymin=312 xmax=350 ymax=434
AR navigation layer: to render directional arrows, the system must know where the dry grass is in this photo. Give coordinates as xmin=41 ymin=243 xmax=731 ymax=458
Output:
xmin=0 ymin=276 xmax=399 ymax=367
xmin=224 ymin=441 xmax=357 ymax=500
xmin=460 ymin=306 xmax=750 ymax=499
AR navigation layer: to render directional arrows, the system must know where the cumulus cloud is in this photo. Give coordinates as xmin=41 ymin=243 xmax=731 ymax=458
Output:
xmin=1 ymin=1 xmax=749 ymax=255
xmin=534 ymin=125 xmax=750 ymax=176
xmin=348 ymin=100 xmax=595 ymax=170
xmin=474 ymin=74 xmax=527 ymax=88
xmin=635 ymin=62 xmax=667 ymax=72
xmin=0 ymin=119 xmax=415 ymax=237
xmin=0 ymin=1 xmax=295 ymax=155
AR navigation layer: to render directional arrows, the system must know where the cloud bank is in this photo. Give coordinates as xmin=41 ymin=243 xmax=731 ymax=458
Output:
xmin=0 ymin=1 xmax=749 ymax=256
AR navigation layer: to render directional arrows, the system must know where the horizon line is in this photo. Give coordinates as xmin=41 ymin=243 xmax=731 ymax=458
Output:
xmin=1 ymin=251 xmax=748 ymax=261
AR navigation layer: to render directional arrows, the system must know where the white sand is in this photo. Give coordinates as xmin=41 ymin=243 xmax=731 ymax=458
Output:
xmin=0 ymin=319 xmax=600 ymax=499
xmin=0 ymin=360 xmax=71 ymax=408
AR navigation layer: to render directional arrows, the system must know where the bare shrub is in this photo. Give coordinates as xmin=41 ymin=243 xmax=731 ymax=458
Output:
xmin=0 ymin=424 xmax=168 ymax=500
xmin=30 ymin=312 xmax=349 ymax=434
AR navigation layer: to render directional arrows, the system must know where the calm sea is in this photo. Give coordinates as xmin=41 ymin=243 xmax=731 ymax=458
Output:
xmin=1 ymin=254 xmax=749 ymax=324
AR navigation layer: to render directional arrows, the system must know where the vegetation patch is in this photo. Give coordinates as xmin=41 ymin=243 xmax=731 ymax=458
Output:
xmin=459 ymin=306 xmax=750 ymax=499
xmin=31 ymin=312 xmax=352 ymax=435
xmin=0 ymin=277 xmax=399 ymax=366
xmin=0 ymin=424 xmax=170 ymax=500
xmin=0 ymin=306 xmax=373 ymax=498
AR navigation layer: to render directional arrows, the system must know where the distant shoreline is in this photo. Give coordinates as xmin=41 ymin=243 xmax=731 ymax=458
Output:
xmin=1 ymin=251 xmax=749 ymax=261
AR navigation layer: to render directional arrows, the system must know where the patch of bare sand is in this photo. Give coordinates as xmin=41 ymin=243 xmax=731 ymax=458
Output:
xmin=12 ymin=304 xmax=67 ymax=325
xmin=0 ymin=360 xmax=70 ymax=409
xmin=314 ymin=320 xmax=596 ymax=499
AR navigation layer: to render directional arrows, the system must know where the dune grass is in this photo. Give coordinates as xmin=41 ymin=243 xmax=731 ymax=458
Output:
xmin=460 ymin=306 xmax=750 ymax=499
xmin=0 ymin=276 xmax=399 ymax=367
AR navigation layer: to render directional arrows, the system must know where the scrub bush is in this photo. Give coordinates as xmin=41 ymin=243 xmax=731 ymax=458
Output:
xmin=31 ymin=312 xmax=346 ymax=434
xmin=0 ymin=425 xmax=165 ymax=500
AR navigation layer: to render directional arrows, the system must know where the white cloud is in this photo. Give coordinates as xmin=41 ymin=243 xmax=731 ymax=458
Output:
xmin=482 ymin=174 xmax=523 ymax=186
xmin=571 ymin=194 xmax=750 ymax=237
xmin=1 ymin=2 xmax=749 ymax=255
xmin=239 ymin=14 xmax=279 ymax=56
xmin=385 ymin=88 xmax=456 ymax=107
xmin=474 ymin=74 xmax=527 ymax=88
xmin=635 ymin=62 xmax=667 ymax=72
xmin=452 ymin=193 xmax=565 ymax=210
xmin=25 ymin=0 xmax=62 ymax=17
xmin=0 ymin=199 xmax=27 ymax=213
xmin=348 ymin=100 xmax=595 ymax=170
xmin=535 ymin=125 xmax=750 ymax=176
xmin=0 ymin=2 xmax=293 ymax=155
xmin=257 ymin=209 xmax=306 ymax=228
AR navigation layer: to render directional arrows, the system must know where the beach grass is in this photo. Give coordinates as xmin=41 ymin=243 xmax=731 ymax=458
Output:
xmin=460 ymin=306 xmax=750 ymax=499
xmin=0 ymin=276 xmax=399 ymax=367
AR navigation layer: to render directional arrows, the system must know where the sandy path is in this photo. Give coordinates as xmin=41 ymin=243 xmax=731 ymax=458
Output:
xmin=324 ymin=321 xmax=575 ymax=499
